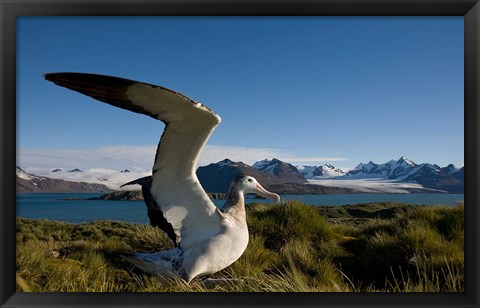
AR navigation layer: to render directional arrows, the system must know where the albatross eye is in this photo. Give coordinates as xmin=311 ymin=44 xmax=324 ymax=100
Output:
xmin=247 ymin=178 xmax=253 ymax=182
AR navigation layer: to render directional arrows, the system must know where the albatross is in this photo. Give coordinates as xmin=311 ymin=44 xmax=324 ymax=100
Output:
xmin=44 ymin=73 xmax=281 ymax=283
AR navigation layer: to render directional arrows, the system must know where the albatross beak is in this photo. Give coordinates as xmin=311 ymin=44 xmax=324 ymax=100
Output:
xmin=255 ymin=183 xmax=281 ymax=203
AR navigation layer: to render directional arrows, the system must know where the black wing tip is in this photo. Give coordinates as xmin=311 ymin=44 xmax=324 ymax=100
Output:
xmin=44 ymin=72 xmax=97 ymax=86
xmin=44 ymin=72 xmax=63 ymax=83
xmin=44 ymin=72 xmax=137 ymax=85
xmin=120 ymin=176 xmax=152 ymax=188
xmin=44 ymin=72 xmax=83 ymax=81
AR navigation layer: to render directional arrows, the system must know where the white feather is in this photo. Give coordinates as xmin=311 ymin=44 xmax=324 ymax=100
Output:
xmin=125 ymin=82 xmax=224 ymax=249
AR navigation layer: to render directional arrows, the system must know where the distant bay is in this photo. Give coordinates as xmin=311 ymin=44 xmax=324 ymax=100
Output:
xmin=16 ymin=193 xmax=464 ymax=225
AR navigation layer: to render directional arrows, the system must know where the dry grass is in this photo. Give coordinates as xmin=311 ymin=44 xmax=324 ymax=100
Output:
xmin=16 ymin=201 xmax=464 ymax=292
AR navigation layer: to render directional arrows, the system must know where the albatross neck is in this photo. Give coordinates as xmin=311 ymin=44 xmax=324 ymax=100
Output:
xmin=222 ymin=189 xmax=246 ymax=220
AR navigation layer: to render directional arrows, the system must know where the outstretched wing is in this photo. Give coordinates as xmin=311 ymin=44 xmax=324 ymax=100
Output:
xmin=45 ymin=73 xmax=223 ymax=249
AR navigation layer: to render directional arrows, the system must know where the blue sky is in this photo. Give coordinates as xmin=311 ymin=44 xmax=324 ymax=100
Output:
xmin=17 ymin=16 xmax=464 ymax=172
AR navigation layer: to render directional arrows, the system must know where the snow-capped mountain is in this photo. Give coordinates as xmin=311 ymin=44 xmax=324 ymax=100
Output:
xmin=343 ymin=157 xmax=463 ymax=191
xmin=402 ymin=164 xmax=464 ymax=193
xmin=252 ymin=158 xmax=306 ymax=183
xmin=297 ymin=164 xmax=346 ymax=179
xmin=346 ymin=157 xmax=417 ymax=180
xmin=16 ymin=166 xmax=40 ymax=181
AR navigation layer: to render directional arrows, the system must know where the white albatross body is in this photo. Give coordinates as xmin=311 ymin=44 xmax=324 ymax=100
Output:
xmin=44 ymin=73 xmax=280 ymax=282
xmin=128 ymin=202 xmax=249 ymax=281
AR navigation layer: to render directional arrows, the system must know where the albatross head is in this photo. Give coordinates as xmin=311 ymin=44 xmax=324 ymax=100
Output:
xmin=233 ymin=175 xmax=281 ymax=203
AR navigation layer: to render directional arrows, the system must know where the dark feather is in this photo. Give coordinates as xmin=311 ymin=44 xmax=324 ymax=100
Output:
xmin=45 ymin=73 xmax=164 ymax=121
xmin=121 ymin=176 xmax=178 ymax=247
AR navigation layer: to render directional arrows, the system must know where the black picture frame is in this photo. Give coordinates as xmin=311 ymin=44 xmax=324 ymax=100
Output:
xmin=1 ymin=1 xmax=478 ymax=307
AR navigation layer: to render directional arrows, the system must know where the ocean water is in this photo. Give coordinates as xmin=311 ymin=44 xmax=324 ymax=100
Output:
xmin=16 ymin=193 xmax=464 ymax=225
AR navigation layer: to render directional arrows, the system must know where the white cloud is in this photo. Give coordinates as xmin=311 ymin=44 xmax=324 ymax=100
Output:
xmin=17 ymin=144 xmax=349 ymax=175
xmin=199 ymin=145 xmax=347 ymax=166
xmin=17 ymin=145 xmax=156 ymax=174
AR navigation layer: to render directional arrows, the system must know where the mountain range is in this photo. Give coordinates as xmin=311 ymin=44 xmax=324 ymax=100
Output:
xmin=255 ymin=156 xmax=463 ymax=194
xmin=341 ymin=157 xmax=463 ymax=193
xmin=16 ymin=156 xmax=464 ymax=194
xmin=16 ymin=167 xmax=111 ymax=193
xmin=196 ymin=159 xmax=354 ymax=194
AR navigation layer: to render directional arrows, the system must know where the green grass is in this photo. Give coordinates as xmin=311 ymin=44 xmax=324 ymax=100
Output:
xmin=16 ymin=201 xmax=464 ymax=292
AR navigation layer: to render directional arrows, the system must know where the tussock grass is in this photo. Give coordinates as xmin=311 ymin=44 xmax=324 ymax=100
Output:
xmin=247 ymin=201 xmax=336 ymax=251
xmin=339 ymin=203 xmax=464 ymax=291
xmin=16 ymin=201 xmax=464 ymax=292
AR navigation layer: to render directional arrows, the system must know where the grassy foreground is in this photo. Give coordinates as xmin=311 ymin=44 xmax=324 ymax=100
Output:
xmin=16 ymin=201 xmax=464 ymax=292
